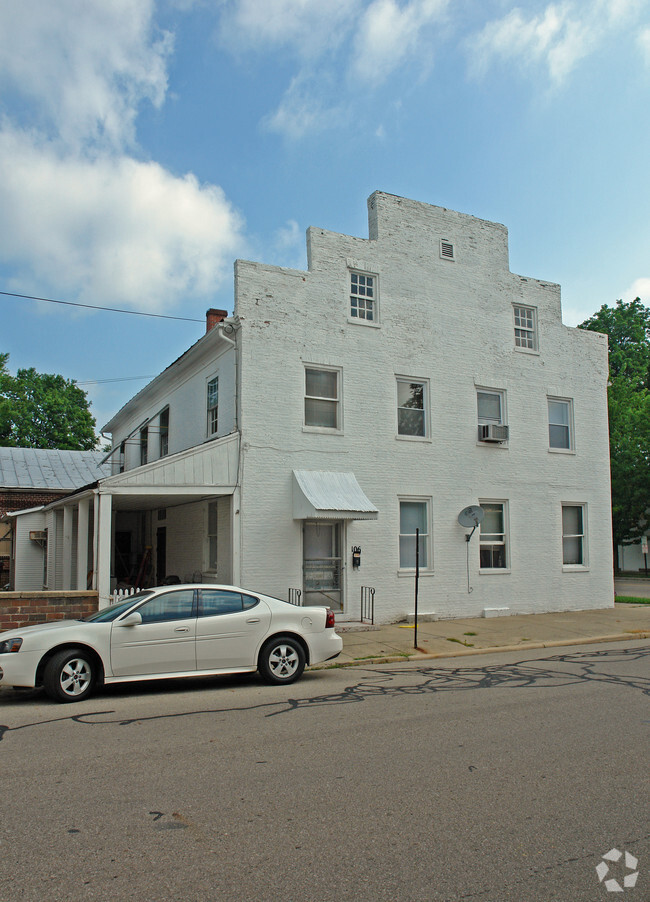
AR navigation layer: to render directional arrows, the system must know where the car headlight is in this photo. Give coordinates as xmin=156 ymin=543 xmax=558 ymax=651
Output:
xmin=0 ymin=638 xmax=23 ymax=654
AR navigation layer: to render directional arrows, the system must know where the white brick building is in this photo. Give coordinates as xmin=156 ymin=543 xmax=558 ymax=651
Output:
xmin=26 ymin=192 xmax=614 ymax=621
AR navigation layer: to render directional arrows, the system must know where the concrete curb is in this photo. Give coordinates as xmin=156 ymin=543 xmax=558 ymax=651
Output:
xmin=315 ymin=631 xmax=650 ymax=670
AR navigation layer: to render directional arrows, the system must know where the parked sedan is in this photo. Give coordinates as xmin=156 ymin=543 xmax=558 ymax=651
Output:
xmin=0 ymin=585 xmax=342 ymax=702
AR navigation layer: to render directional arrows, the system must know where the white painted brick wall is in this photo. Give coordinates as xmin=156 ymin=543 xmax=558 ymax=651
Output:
xmin=234 ymin=192 xmax=613 ymax=622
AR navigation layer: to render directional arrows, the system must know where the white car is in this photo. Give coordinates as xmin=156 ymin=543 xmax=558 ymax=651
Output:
xmin=0 ymin=585 xmax=343 ymax=702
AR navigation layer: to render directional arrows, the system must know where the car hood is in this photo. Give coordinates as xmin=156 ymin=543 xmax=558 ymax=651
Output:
xmin=0 ymin=619 xmax=88 ymax=641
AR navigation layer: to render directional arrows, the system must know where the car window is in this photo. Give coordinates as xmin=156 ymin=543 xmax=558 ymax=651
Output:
xmin=84 ymin=593 xmax=154 ymax=622
xmin=242 ymin=593 xmax=260 ymax=610
xmin=135 ymin=590 xmax=196 ymax=624
xmin=199 ymin=589 xmax=248 ymax=617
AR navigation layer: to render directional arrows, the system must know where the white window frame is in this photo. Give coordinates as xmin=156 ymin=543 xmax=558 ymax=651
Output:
xmin=479 ymin=500 xmax=509 ymax=572
xmin=139 ymin=427 xmax=148 ymax=466
xmin=477 ymin=388 xmax=506 ymax=426
xmin=398 ymin=496 xmax=433 ymax=573
xmin=159 ymin=407 xmax=169 ymax=458
xmin=548 ymin=397 xmax=574 ymax=452
xmin=348 ymin=270 xmax=379 ymax=325
xmin=562 ymin=503 xmax=588 ymax=569
xmin=396 ymin=376 xmax=430 ymax=440
xmin=207 ymin=375 xmax=219 ymax=438
xmin=513 ymin=304 xmax=538 ymax=352
xmin=303 ymin=365 xmax=342 ymax=433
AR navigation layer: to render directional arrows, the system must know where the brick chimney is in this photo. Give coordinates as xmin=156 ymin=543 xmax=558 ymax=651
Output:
xmin=206 ymin=308 xmax=228 ymax=332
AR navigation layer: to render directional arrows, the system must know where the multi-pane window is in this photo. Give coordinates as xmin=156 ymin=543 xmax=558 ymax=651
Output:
xmin=477 ymin=390 xmax=504 ymax=425
xmin=548 ymin=398 xmax=573 ymax=450
xmin=562 ymin=505 xmax=586 ymax=565
xmin=304 ymin=367 xmax=340 ymax=429
xmin=399 ymin=499 xmax=429 ymax=569
xmin=140 ymin=427 xmax=148 ymax=466
xmin=349 ymin=272 xmax=376 ymax=322
xmin=159 ymin=407 xmax=169 ymax=457
xmin=513 ymin=305 xmax=537 ymax=350
xmin=207 ymin=501 xmax=218 ymax=570
xmin=119 ymin=440 xmax=126 ymax=473
xmin=207 ymin=377 xmax=219 ymax=436
xmin=479 ymin=502 xmax=507 ymax=569
xmin=397 ymin=379 xmax=427 ymax=437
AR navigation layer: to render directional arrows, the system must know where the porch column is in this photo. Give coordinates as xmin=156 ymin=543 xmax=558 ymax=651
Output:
xmin=232 ymin=486 xmax=242 ymax=586
xmin=95 ymin=492 xmax=113 ymax=608
xmin=62 ymin=505 xmax=74 ymax=590
xmin=76 ymin=497 xmax=90 ymax=592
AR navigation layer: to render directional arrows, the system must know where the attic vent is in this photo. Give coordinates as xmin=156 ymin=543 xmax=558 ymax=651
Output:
xmin=440 ymin=240 xmax=455 ymax=260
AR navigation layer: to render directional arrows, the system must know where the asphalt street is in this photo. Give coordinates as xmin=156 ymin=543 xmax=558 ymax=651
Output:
xmin=1 ymin=640 xmax=648 ymax=902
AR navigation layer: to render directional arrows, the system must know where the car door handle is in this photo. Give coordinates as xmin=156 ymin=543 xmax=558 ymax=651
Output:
xmin=246 ymin=618 xmax=261 ymax=623
xmin=174 ymin=627 xmax=190 ymax=632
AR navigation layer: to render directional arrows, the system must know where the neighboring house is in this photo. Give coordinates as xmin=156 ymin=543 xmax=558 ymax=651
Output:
xmin=0 ymin=448 xmax=111 ymax=589
xmin=11 ymin=192 xmax=614 ymax=620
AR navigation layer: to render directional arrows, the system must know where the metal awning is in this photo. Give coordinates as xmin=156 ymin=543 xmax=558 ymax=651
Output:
xmin=292 ymin=470 xmax=378 ymax=520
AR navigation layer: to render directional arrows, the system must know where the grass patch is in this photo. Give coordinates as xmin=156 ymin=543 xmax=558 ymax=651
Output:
xmin=463 ymin=631 xmax=477 ymax=636
xmin=447 ymin=637 xmax=474 ymax=647
xmin=615 ymin=596 xmax=650 ymax=604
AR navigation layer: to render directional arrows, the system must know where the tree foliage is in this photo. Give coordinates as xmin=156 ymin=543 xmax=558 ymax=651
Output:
xmin=579 ymin=298 xmax=650 ymax=551
xmin=0 ymin=354 xmax=97 ymax=450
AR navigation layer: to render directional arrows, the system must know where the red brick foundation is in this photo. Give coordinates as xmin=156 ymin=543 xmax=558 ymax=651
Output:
xmin=0 ymin=592 xmax=99 ymax=631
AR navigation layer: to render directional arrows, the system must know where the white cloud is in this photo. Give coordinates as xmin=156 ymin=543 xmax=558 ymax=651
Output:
xmin=0 ymin=0 xmax=172 ymax=151
xmin=352 ymin=0 xmax=448 ymax=83
xmin=468 ymin=0 xmax=645 ymax=85
xmin=0 ymin=0 xmax=245 ymax=311
xmin=638 ymin=26 xmax=650 ymax=61
xmin=627 ymin=277 xmax=650 ymax=304
xmin=0 ymin=129 xmax=244 ymax=310
xmin=219 ymin=0 xmax=359 ymax=57
xmin=262 ymin=74 xmax=344 ymax=139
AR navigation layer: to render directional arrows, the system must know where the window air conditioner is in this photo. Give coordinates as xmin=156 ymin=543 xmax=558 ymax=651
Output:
xmin=478 ymin=424 xmax=509 ymax=443
xmin=29 ymin=530 xmax=47 ymax=542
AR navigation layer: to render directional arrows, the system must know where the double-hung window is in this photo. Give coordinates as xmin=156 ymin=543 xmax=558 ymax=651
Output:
xmin=207 ymin=377 xmax=219 ymax=437
xmin=140 ymin=427 xmax=148 ymax=466
xmin=513 ymin=305 xmax=538 ymax=350
xmin=399 ymin=499 xmax=430 ymax=569
xmin=349 ymin=271 xmax=376 ymax=322
xmin=562 ymin=504 xmax=586 ymax=566
xmin=397 ymin=378 xmax=428 ymax=437
xmin=159 ymin=407 xmax=169 ymax=457
xmin=477 ymin=390 xmax=504 ymax=425
xmin=304 ymin=366 xmax=340 ymax=430
xmin=548 ymin=398 xmax=573 ymax=450
xmin=207 ymin=501 xmax=218 ymax=571
xmin=479 ymin=501 xmax=508 ymax=569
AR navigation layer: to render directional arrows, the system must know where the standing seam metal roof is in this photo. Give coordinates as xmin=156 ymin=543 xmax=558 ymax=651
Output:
xmin=0 ymin=448 xmax=111 ymax=490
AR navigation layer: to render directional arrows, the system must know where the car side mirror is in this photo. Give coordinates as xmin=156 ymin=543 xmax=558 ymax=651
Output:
xmin=117 ymin=611 xmax=142 ymax=627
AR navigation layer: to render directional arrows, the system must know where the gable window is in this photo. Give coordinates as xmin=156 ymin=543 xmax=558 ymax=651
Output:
xmin=349 ymin=271 xmax=376 ymax=322
xmin=513 ymin=305 xmax=537 ymax=350
xmin=159 ymin=407 xmax=169 ymax=457
xmin=399 ymin=499 xmax=430 ymax=569
xmin=397 ymin=379 xmax=427 ymax=437
xmin=548 ymin=398 xmax=573 ymax=450
xmin=304 ymin=366 xmax=340 ymax=430
xmin=207 ymin=377 xmax=219 ymax=436
xmin=140 ymin=427 xmax=148 ymax=466
xmin=479 ymin=501 xmax=508 ymax=569
xmin=562 ymin=504 xmax=586 ymax=566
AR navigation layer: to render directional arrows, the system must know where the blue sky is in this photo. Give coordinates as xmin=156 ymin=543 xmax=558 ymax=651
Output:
xmin=1 ymin=0 xmax=649 ymax=435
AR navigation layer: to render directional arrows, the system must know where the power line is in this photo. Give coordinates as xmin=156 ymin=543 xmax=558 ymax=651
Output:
xmin=0 ymin=289 xmax=205 ymax=322
xmin=76 ymin=376 xmax=157 ymax=385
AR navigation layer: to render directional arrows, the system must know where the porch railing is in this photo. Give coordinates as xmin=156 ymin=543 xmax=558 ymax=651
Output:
xmin=361 ymin=586 xmax=375 ymax=624
xmin=112 ymin=586 xmax=140 ymax=605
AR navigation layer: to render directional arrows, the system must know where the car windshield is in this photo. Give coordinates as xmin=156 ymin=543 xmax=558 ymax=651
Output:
xmin=82 ymin=592 xmax=153 ymax=622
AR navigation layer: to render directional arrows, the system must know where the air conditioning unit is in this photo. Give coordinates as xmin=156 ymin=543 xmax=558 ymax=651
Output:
xmin=478 ymin=424 xmax=509 ymax=443
xmin=29 ymin=530 xmax=47 ymax=543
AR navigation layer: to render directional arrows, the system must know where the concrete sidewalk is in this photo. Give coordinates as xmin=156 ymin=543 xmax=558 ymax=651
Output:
xmin=325 ymin=603 xmax=650 ymax=668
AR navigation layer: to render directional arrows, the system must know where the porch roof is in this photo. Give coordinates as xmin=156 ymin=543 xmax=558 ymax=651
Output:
xmin=292 ymin=470 xmax=378 ymax=520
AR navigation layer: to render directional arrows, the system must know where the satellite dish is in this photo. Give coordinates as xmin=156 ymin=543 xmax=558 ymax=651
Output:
xmin=458 ymin=505 xmax=484 ymax=528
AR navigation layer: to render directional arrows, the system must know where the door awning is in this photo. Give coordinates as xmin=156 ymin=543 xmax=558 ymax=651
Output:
xmin=292 ymin=470 xmax=378 ymax=520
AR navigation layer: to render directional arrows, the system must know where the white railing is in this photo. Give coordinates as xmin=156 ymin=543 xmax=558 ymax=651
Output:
xmin=111 ymin=586 xmax=140 ymax=605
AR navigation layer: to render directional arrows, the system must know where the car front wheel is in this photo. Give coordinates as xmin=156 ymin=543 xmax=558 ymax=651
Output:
xmin=258 ymin=636 xmax=306 ymax=684
xmin=43 ymin=649 xmax=96 ymax=702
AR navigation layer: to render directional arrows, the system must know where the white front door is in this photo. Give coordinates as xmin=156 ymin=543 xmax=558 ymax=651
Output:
xmin=303 ymin=521 xmax=343 ymax=612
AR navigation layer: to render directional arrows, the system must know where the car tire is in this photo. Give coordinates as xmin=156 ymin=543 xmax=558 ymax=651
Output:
xmin=258 ymin=636 xmax=306 ymax=685
xmin=43 ymin=648 xmax=96 ymax=703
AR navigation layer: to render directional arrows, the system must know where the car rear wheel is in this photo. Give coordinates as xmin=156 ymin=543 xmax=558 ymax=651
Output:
xmin=259 ymin=636 xmax=305 ymax=684
xmin=43 ymin=649 xmax=96 ymax=703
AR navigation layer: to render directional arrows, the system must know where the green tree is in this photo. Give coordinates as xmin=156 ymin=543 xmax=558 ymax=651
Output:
xmin=0 ymin=355 xmax=97 ymax=450
xmin=579 ymin=298 xmax=650 ymax=555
